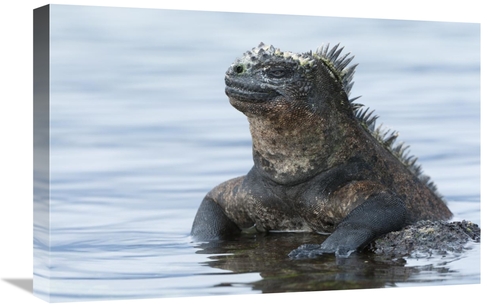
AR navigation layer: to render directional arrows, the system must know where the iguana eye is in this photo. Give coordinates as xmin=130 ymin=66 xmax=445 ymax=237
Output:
xmin=266 ymin=67 xmax=289 ymax=78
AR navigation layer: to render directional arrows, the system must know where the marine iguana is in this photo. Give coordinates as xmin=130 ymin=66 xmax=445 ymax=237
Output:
xmin=191 ymin=42 xmax=453 ymax=258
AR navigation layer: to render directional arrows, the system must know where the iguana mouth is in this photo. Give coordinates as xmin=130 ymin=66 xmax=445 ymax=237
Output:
xmin=225 ymin=76 xmax=279 ymax=103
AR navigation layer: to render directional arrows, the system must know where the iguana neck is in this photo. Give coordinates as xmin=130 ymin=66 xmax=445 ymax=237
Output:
xmin=248 ymin=108 xmax=356 ymax=185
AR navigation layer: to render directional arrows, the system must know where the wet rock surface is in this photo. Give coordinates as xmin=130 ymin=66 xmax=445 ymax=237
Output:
xmin=370 ymin=220 xmax=480 ymax=259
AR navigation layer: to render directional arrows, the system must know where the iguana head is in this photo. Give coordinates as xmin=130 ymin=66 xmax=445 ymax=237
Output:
xmin=225 ymin=42 xmax=357 ymax=119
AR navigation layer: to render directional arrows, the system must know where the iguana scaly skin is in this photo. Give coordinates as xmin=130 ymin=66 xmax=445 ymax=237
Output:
xmin=191 ymin=42 xmax=452 ymax=258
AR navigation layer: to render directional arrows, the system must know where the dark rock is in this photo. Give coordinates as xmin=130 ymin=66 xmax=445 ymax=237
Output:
xmin=371 ymin=220 xmax=480 ymax=259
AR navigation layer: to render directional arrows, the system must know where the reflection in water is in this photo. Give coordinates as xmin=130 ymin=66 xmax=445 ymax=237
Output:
xmin=193 ymin=232 xmax=468 ymax=293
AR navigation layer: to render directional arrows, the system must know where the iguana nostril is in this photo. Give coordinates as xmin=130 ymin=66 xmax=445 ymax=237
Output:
xmin=234 ymin=65 xmax=244 ymax=74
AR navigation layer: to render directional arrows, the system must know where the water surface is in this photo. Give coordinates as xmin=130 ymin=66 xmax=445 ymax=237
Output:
xmin=33 ymin=5 xmax=480 ymax=302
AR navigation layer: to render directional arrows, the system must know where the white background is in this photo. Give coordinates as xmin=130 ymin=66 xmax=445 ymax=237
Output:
xmin=0 ymin=1 xmax=496 ymax=306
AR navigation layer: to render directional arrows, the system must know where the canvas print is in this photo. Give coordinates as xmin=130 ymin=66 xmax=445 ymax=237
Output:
xmin=33 ymin=4 xmax=481 ymax=303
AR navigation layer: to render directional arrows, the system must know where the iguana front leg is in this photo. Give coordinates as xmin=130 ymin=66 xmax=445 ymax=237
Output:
xmin=191 ymin=195 xmax=241 ymax=240
xmin=289 ymin=192 xmax=407 ymax=258
xmin=191 ymin=176 xmax=252 ymax=240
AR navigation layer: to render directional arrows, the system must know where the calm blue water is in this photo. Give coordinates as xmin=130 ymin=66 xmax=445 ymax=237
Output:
xmin=33 ymin=5 xmax=480 ymax=302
